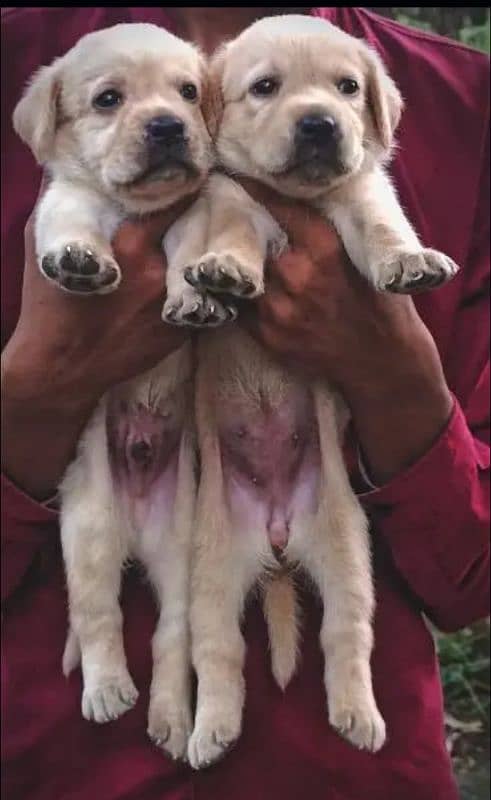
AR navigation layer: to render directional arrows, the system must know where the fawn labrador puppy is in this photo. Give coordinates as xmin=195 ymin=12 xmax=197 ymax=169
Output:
xmin=12 ymin=23 xmax=218 ymax=761
xmin=168 ymin=15 xmax=458 ymax=769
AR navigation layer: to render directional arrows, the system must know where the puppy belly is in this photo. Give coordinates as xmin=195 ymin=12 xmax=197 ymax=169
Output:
xmin=106 ymin=398 xmax=181 ymax=534
xmin=219 ymin=389 xmax=321 ymax=552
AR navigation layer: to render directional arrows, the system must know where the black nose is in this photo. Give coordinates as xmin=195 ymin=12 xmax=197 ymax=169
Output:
xmin=296 ymin=114 xmax=338 ymax=141
xmin=145 ymin=115 xmax=185 ymax=142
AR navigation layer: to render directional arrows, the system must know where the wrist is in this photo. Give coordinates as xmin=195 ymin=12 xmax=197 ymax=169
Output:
xmin=2 ymin=331 xmax=100 ymax=420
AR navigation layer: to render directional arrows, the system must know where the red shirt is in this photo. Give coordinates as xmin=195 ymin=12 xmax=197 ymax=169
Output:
xmin=1 ymin=7 xmax=489 ymax=800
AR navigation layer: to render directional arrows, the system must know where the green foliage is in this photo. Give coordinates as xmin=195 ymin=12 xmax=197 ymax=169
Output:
xmin=459 ymin=13 xmax=490 ymax=55
xmin=371 ymin=8 xmax=490 ymax=54
xmin=436 ymin=622 xmax=490 ymax=725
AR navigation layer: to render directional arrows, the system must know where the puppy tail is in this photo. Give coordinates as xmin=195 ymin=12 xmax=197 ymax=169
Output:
xmin=62 ymin=627 xmax=81 ymax=677
xmin=262 ymin=571 xmax=300 ymax=691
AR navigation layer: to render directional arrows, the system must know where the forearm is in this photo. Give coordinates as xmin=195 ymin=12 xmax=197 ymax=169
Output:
xmin=1 ymin=341 xmax=97 ymax=500
xmin=339 ymin=315 xmax=489 ymax=630
xmin=340 ymin=316 xmax=454 ymax=485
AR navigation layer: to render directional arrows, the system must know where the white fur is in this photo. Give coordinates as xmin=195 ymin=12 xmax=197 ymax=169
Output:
xmin=13 ymin=23 xmax=214 ymax=760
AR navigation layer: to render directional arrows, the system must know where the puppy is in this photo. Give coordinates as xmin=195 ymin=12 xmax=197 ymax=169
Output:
xmin=13 ymin=23 xmax=215 ymax=760
xmin=168 ymin=16 xmax=459 ymax=768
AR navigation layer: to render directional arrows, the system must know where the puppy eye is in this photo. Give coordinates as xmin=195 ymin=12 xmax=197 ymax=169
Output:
xmin=93 ymin=89 xmax=123 ymax=110
xmin=250 ymin=77 xmax=280 ymax=97
xmin=337 ymin=78 xmax=359 ymax=96
xmin=180 ymin=83 xmax=198 ymax=102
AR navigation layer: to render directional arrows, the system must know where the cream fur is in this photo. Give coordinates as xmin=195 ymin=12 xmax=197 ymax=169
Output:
xmin=13 ymin=23 xmax=215 ymax=760
xmin=184 ymin=15 xmax=459 ymax=768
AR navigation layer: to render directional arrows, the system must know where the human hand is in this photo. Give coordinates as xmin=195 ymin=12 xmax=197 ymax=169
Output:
xmin=236 ymin=178 xmax=453 ymax=483
xmin=1 ymin=177 xmax=195 ymax=498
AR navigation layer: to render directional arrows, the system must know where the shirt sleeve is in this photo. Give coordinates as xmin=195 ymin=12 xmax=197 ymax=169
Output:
xmin=1 ymin=473 xmax=59 ymax=603
xmin=358 ymin=123 xmax=490 ymax=633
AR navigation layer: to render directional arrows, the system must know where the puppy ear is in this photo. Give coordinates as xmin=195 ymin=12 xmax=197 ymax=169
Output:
xmin=364 ymin=48 xmax=403 ymax=150
xmin=13 ymin=61 xmax=61 ymax=163
xmin=201 ymin=47 xmax=226 ymax=139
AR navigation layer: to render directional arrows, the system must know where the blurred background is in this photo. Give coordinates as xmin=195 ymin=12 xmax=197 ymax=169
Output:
xmin=368 ymin=7 xmax=490 ymax=53
xmin=369 ymin=10 xmax=490 ymax=800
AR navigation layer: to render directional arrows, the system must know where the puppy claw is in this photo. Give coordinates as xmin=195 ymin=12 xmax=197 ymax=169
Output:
xmin=40 ymin=242 xmax=121 ymax=295
xmin=183 ymin=266 xmax=199 ymax=287
xmin=82 ymin=675 xmax=138 ymax=724
xmin=377 ymin=248 xmax=459 ymax=294
xmin=147 ymin=700 xmax=192 ymax=762
xmin=184 ymin=252 xmax=263 ymax=298
xmin=187 ymin=712 xmax=241 ymax=770
xmin=163 ymin=289 xmax=234 ymax=328
xmin=329 ymin=699 xmax=386 ymax=753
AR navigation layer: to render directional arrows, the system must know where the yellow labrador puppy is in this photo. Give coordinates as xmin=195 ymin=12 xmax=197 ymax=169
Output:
xmin=13 ymin=23 xmax=217 ymax=760
xmin=174 ymin=15 xmax=459 ymax=769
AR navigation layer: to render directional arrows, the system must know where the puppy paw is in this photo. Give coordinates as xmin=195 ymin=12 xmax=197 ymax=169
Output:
xmin=184 ymin=253 xmax=263 ymax=298
xmin=81 ymin=674 xmax=138 ymax=724
xmin=148 ymin=698 xmax=192 ymax=762
xmin=187 ymin=709 xmax=242 ymax=770
xmin=329 ymin=696 xmax=386 ymax=753
xmin=163 ymin=287 xmax=237 ymax=328
xmin=41 ymin=243 xmax=121 ymax=295
xmin=377 ymin=249 xmax=459 ymax=294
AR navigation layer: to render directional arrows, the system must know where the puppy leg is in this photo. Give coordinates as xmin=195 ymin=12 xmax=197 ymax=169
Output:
xmin=163 ymin=195 xmax=236 ymax=328
xmin=187 ymin=368 xmax=259 ymax=769
xmin=188 ymin=529 xmax=257 ymax=770
xmin=184 ymin=173 xmax=287 ymax=299
xmin=326 ymin=166 xmax=459 ymax=294
xmin=36 ymin=180 xmax=122 ymax=294
xmin=301 ymin=387 xmax=386 ymax=752
xmin=145 ymin=430 xmax=195 ymax=761
xmin=61 ymin=400 xmax=137 ymax=723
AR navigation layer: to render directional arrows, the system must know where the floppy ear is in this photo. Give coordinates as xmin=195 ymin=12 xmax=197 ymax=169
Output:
xmin=12 ymin=61 xmax=61 ymax=163
xmin=201 ymin=47 xmax=226 ymax=140
xmin=364 ymin=48 xmax=403 ymax=150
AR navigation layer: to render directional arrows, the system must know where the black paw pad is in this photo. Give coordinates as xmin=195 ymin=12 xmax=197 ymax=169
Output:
xmin=60 ymin=245 xmax=100 ymax=275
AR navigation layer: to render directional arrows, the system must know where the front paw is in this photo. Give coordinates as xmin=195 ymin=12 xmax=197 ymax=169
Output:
xmin=148 ymin=697 xmax=192 ymax=762
xmin=40 ymin=243 xmax=121 ymax=295
xmin=163 ymin=287 xmax=237 ymax=328
xmin=377 ymin=249 xmax=459 ymax=294
xmin=329 ymin=693 xmax=386 ymax=753
xmin=184 ymin=253 xmax=263 ymax=298
xmin=187 ymin=706 xmax=242 ymax=770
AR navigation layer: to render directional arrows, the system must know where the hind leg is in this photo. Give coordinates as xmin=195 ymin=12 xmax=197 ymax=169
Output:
xmin=300 ymin=388 xmax=385 ymax=752
xmin=144 ymin=431 xmax=196 ymax=761
xmin=61 ymin=401 xmax=137 ymax=723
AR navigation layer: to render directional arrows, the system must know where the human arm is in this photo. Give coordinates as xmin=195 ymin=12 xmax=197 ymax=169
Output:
xmin=1 ymin=191 xmax=193 ymax=601
xmin=238 ymin=178 xmax=489 ymax=631
xmin=1 ymin=190 xmax=193 ymax=501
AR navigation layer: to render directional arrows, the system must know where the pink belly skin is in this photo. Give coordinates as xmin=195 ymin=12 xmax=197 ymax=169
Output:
xmin=106 ymin=398 xmax=182 ymax=532
xmin=219 ymin=389 xmax=321 ymax=551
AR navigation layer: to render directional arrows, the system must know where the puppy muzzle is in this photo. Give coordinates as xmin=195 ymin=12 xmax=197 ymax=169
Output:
xmin=124 ymin=115 xmax=198 ymax=188
xmin=288 ymin=112 xmax=344 ymax=181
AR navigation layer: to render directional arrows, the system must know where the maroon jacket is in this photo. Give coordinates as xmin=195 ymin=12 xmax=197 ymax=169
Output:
xmin=1 ymin=7 xmax=489 ymax=800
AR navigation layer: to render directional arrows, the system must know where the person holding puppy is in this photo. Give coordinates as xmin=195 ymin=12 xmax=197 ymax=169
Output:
xmin=2 ymin=7 xmax=489 ymax=800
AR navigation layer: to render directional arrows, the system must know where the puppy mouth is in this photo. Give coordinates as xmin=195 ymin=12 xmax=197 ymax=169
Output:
xmin=273 ymin=142 xmax=347 ymax=184
xmin=118 ymin=156 xmax=200 ymax=189
xmin=276 ymin=153 xmax=346 ymax=183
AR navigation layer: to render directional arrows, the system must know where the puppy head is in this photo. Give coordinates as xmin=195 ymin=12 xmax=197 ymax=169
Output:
xmin=13 ymin=24 xmax=213 ymax=210
xmin=212 ymin=15 xmax=403 ymax=199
